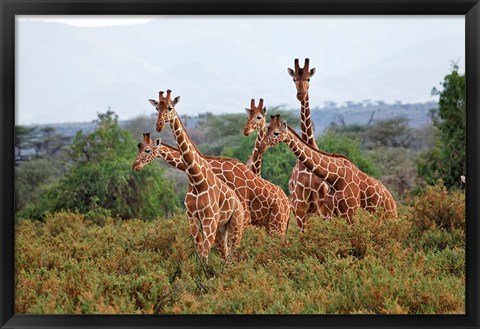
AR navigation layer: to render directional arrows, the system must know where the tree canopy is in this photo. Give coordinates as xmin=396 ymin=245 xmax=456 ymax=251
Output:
xmin=18 ymin=111 xmax=180 ymax=220
xmin=417 ymin=65 xmax=465 ymax=188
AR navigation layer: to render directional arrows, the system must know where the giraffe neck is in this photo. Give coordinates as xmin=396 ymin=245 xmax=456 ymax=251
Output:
xmin=248 ymin=128 xmax=264 ymax=175
xmin=300 ymin=94 xmax=318 ymax=149
xmin=286 ymin=127 xmax=344 ymax=186
xmin=170 ymin=115 xmax=210 ymax=185
xmin=158 ymin=142 xmax=187 ymax=171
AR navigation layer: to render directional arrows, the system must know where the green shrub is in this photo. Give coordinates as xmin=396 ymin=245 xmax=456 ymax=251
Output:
xmin=16 ymin=205 xmax=464 ymax=315
xmin=410 ymin=181 xmax=465 ymax=232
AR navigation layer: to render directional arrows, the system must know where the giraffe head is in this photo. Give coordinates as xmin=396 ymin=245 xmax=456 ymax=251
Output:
xmin=258 ymin=114 xmax=288 ymax=153
xmin=287 ymin=58 xmax=316 ymax=102
xmin=132 ymin=132 xmax=161 ymax=171
xmin=148 ymin=89 xmax=181 ymax=132
xmin=243 ymin=98 xmax=267 ymax=136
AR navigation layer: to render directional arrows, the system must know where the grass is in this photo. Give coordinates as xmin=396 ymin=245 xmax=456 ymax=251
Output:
xmin=15 ymin=184 xmax=465 ymax=314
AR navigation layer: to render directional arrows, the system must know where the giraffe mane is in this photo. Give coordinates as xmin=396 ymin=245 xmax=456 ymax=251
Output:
xmin=158 ymin=141 xmax=177 ymax=151
xmin=174 ymin=113 xmax=205 ymax=156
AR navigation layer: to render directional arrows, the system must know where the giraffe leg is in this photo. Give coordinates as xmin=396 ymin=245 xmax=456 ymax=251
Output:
xmin=225 ymin=205 xmax=245 ymax=252
xmin=315 ymin=192 xmax=335 ymax=220
xmin=214 ymin=226 xmax=229 ymax=260
xmin=187 ymin=212 xmax=207 ymax=260
xmin=292 ymin=200 xmax=309 ymax=232
xmin=200 ymin=214 xmax=218 ymax=258
xmin=267 ymin=203 xmax=289 ymax=236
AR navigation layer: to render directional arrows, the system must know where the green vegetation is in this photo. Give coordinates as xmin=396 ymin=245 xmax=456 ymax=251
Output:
xmin=15 ymin=182 xmax=464 ymax=314
xmin=417 ymin=64 xmax=465 ymax=188
xmin=17 ymin=111 xmax=180 ymax=221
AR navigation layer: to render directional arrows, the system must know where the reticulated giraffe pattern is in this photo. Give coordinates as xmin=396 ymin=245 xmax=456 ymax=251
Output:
xmin=146 ymin=89 xmax=246 ymax=261
xmin=133 ymin=133 xmax=291 ymax=236
xmin=260 ymin=115 xmax=398 ymax=223
xmin=243 ymin=98 xmax=267 ymax=176
xmin=287 ymin=58 xmax=331 ymax=231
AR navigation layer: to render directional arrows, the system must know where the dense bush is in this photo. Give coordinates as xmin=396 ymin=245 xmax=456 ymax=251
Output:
xmin=16 ymin=197 xmax=465 ymax=314
xmin=410 ymin=181 xmax=465 ymax=232
xmin=407 ymin=181 xmax=465 ymax=252
xmin=15 ymin=158 xmax=61 ymax=211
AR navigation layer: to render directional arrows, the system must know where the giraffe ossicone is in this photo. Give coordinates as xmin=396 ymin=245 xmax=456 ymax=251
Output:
xmin=132 ymin=133 xmax=161 ymax=171
xmin=243 ymin=98 xmax=267 ymax=176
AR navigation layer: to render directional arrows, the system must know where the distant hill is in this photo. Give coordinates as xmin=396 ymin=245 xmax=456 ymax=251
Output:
xmin=310 ymin=100 xmax=437 ymax=134
xmin=25 ymin=101 xmax=437 ymax=138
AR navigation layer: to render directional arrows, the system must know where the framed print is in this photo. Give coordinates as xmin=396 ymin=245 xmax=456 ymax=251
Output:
xmin=1 ymin=0 xmax=479 ymax=328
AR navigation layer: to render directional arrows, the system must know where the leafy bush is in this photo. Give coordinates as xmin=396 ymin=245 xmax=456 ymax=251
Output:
xmin=410 ymin=181 xmax=465 ymax=232
xmin=16 ymin=200 xmax=464 ymax=314
xmin=407 ymin=181 xmax=465 ymax=252
xmin=15 ymin=158 xmax=61 ymax=211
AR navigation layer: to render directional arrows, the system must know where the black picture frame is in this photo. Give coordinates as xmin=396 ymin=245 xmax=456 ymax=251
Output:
xmin=1 ymin=0 xmax=479 ymax=328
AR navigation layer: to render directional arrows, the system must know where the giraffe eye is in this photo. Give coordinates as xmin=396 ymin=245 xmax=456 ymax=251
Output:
xmin=293 ymin=79 xmax=296 ymax=82
xmin=256 ymin=116 xmax=262 ymax=120
xmin=307 ymin=79 xmax=310 ymax=82
xmin=167 ymin=106 xmax=173 ymax=111
xmin=145 ymin=149 xmax=151 ymax=154
xmin=273 ymin=131 xmax=279 ymax=137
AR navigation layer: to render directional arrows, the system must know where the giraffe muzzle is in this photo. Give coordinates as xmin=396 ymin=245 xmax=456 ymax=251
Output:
xmin=243 ymin=127 xmax=253 ymax=136
xmin=156 ymin=122 xmax=165 ymax=132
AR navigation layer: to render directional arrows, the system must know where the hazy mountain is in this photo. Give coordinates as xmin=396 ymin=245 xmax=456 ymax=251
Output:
xmin=17 ymin=17 xmax=463 ymax=125
xmin=25 ymin=101 xmax=437 ymax=139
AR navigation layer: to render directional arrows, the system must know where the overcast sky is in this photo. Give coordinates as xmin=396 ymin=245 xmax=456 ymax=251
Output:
xmin=16 ymin=15 xmax=464 ymax=125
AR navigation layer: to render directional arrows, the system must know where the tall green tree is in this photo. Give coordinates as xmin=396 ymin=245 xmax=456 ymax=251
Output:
xmin=19 ymin=111 xmax=180 ymax=220
xmin=417 ymin=65 xmax=465 ymax=188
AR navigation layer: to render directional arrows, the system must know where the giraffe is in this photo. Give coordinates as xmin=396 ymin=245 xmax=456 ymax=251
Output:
xmin=287 ymin=58 xmax=331 ymax=231
xmin=259 ymin=115 xmax=398 ymax=223
xmin=147 ymin=89 xmax=246 ymax=261
xmin=132 ymin=133 xmax=291 ymax=236
xmin=243 ymin=98 xmax=266 ymax=176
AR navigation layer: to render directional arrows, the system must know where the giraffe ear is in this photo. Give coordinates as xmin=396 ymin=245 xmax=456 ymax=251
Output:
xmin=281 ymin=120 xmax=288 ymax=131
xmin=245 ymin=108 xmax=251 ymax=115
xmin=172 ymin=96 xmax=180 ymax=107
xmin=287 ymin=68 xmax=295 ymax=77
xmin=148 ymin=99 xmax=158 ymax=107
xmin=262 ymin=107 xmax=267 ymax=115
xmin=309 ymin=67 xmax=316 ymax=77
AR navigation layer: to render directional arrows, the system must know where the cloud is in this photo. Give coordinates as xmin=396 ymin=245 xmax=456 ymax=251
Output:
xmin=17 ymin=16 xmax=155 ymax=28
